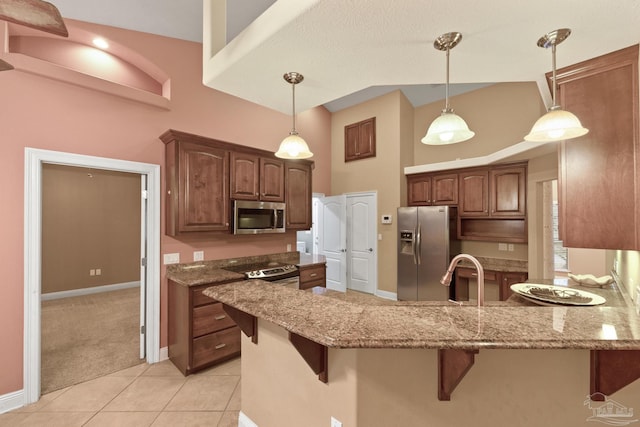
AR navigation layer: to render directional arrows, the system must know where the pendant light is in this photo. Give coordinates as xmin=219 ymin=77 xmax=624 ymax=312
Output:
xmin=524 ymin=29 xmax=588 ymax=142
xmin=422 ymin=32 xmax=475 ymax=145
xmin=275 ymin=72 xmax=313 ymax=159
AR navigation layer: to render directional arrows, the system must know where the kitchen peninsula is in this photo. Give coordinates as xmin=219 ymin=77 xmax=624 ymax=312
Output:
xmin=205 ymin=280 xmax=640 ymax=427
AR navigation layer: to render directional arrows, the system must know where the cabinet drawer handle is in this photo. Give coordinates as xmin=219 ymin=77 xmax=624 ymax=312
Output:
xmin=310 ymin=273 xmax=317 ymax=277
xmin=215 ymin=315 xmax=227 ymax=320
xmin=471 ymin=273 xmax=478 ymax=277
xmin=215 ymin=343 xmax=227 ymax=350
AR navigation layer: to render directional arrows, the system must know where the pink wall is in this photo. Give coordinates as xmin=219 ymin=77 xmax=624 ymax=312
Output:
xmin=0 ymin=19 xmax=331 ymax=396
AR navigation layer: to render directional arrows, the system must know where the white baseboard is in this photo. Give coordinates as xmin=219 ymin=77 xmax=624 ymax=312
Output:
xmin=375 ymin=289 xmax=397 ymax=300
xmin=159 ymin=346 xmax=169 ymax=362
xmin=41 ymin=281 xmax=140 ymax=301
xmin=239 ymin=411 xmax=259 ymax=427
xmin=0 ymin=389 xmax=24 ymax=414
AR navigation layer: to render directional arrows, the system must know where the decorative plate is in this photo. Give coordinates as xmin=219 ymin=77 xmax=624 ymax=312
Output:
xmin=510 ymin=283 xmax=606 ymax=306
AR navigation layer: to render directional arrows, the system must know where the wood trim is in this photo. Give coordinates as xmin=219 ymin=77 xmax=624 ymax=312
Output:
xmin=289 ymin=332 xmax=328 ymax=383
xmin=438 ymin=349 xmax=479 ymax=401
xmin=590 ymin=350 xmax=640 ymax=399
xmin=222 ymin=305 xmax=257 ymax=344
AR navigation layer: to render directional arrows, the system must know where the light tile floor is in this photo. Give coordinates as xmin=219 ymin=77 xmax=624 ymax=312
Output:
xmin=0 ymin=357 xmax=241 ymax=427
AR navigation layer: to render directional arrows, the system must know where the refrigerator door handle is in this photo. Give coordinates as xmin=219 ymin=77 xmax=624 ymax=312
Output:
xmin=415 ymin=224 xmax=421 ymax=265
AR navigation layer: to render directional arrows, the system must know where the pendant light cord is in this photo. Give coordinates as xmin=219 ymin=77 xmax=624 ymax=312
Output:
xmin=291 ymin=82 xmax=297 ymax=134
xmin=551 ymin=44 xmax=558 ymax=109
xmin=445 ymin=46 xmax=450 ymax=111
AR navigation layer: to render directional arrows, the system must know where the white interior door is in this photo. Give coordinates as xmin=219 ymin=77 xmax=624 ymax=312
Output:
xmin=347 ymin=194 xmax=377 ymax=294
xmin=317 ymin=195 xmax=347 ymax=291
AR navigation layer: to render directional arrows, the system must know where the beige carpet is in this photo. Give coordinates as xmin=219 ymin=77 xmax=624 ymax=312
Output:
xmin=41 ymin=287 xmax=144 ymax=394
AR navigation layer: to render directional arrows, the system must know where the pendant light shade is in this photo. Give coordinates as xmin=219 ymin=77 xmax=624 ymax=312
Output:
xmin=422 ymin=32 xmax=475 ymax=145
xmin=422 ymin=110 xmax=475 ymax=145
xmin=524 ymin=29 xmax=588 ymax=142
xmin=275 ymin=72 xmax=313 ymax=159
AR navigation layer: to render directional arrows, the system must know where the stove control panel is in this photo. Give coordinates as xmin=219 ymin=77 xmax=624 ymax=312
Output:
xmin=246 ymin=264 xmax=297 ymax=279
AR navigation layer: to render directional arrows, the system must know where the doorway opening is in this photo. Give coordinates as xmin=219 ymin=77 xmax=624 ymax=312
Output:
xmin=313 ymin=192 xmax=378 ymax=294
xmin=541 ymin=179 xmax=569 ymax=279
xmin=24 ymin=148 xmax=161 ymax=405
xmin=40 ymin=164 xmax=143 ymax=394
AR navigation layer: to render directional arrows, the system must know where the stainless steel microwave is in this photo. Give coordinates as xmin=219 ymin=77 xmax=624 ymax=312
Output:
xmin=233 ymin=200 xmax=286 ymax=234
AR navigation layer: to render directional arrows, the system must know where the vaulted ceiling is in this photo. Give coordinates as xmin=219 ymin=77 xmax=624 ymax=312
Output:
xmin=49 ymin=0 xmax=640 ymax=113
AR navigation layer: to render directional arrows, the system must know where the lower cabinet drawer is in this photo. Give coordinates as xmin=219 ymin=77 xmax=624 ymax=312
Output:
xmin=457 ymin=267 xmax=497 ymax=282
xmin=299 ymin=265 xmax=325 ymax=283
xmin=192 ymin=303 xmax=236 ymax=337
xmin=192 ymin=326 xmax=240 ymax=369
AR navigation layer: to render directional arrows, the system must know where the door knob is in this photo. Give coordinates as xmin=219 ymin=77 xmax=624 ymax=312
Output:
xmin=368 ymin=248 xmax=373 ymax=252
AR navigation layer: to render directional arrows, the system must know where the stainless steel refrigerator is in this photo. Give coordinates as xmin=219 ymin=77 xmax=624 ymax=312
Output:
xmin=397 ymin=206 xmax=460 ymax=301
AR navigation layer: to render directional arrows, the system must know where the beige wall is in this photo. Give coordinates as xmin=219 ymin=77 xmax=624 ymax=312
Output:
xmin=242 ymin=319 xmax=640 ymax=427
xmin=330 ymin=83 xmax=554 ymax=295
xmin=331 ymin=90 xmax=410 ymax=293
xmin=42 ymin=164 xmax=141 ymax=293
xmin=614 ymin=250 xmax=640 ymax=299
xmin=413 ymin=82 xmax=546 ymax=163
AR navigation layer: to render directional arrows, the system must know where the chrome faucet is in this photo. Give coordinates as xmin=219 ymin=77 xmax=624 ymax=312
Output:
xmin=441 ymin=254 xmax=485 ymax=307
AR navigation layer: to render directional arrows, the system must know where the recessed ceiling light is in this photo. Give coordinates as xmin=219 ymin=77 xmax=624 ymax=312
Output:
xmin=92 ymin=37 xmax=109 ymax=49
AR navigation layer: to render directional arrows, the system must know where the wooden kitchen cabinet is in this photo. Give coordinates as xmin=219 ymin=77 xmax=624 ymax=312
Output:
xmin=458 ymin=162 xmax=527 ymax=242
xmin=299 ymin=263 xmax=326 ymax=290
xmin=489 ymin=165 xmax=526 ymax=217
xmin=500 ymin=272 xmax=528 ymax=300
xmin=168 ymin=280 xmax=241 ymax=376
xmin=458 ymin=169 xmax=489 ymax=216
xmin=285 ymin=161 xmax=312 ymax=230
xmin=230 ymin=152 xmax=284 ymax=202
xmin=454 ymin=268 xmax=528 ymax=301
xmin=345 ymin=117 xmax=376 ymax=162
xmin=162 ymin=134 xmax=230 ymax=235
xmin=554 ymin=45 xmax=639 ymax=250
xmin=407 ymin=172 xmax=458 ymax=206
xmin=160 ymin=129 xmax=314 ymax=236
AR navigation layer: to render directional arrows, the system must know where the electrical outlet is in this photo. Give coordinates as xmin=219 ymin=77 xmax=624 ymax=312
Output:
xmin=163 ymin=253 xmax=180 ymax=265
xmin=330 ymin=416 xmax=343 ymax=427
xmin=508 ymin=244 xmax=514 ymax=252
xmin=193 ymin=251 xmax=204 ymax=261
xmin=90 ymin=269 xmax=96 ymax=276
xmin=95 ymin=268 xmax=101 ymax=276
xmin=287 ymin=244 xmax=292 ymax=251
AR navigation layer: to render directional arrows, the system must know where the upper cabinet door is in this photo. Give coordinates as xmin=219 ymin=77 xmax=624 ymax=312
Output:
xmin=260 ymin=158 xmax=285 ymax=202
xmin=489 ymin=166 xmax=526 ymax=217
xmin=459 ymin=170 xmax=489 ymax=216
xmin=230 ymin=154 xmax=284 ymax=202
xmin=177 ymin=142 xmax=229 ymax=234
xmin=230 ymin=152 xmax=259 ymax=200
xmin=556 ymin=45 xmax=639 ymax=250
xmin=345 ymin=117 xmax=376 ymax=162
xmin=431 ymin=173 xmax=458 ymax=205
xmin=407 ymin=174 xmax=432 ymax=206
xmin=285 ymin=162 xmax=312 ymax=230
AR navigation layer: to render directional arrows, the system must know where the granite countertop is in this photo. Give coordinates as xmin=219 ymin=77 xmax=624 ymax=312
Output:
xmin=204 ymin=280 xmax=640 ymax=351
xmin=166 ymin=251 xmax=326 ymax=287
